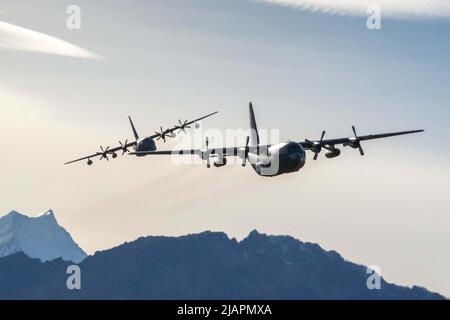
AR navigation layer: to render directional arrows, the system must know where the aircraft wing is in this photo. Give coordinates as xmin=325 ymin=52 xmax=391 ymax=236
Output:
xmin=299 ymin=128 xmax=424 ymax=156
xmin=131 ymin=146 xmax=241 ymax=157
xmin=132 ymin=129 xmax=424 ymax=157
xmin=65 ymin=111 xmax=218 ymax=165
xmin=65 ymin=141 xmax=138 ymax=165
xmin=147 ymin=111 xmax=219 ymax=141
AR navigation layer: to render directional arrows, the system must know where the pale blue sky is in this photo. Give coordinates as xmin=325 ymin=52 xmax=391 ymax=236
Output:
xmin=0 ymin=0 xmax=449 ymax=296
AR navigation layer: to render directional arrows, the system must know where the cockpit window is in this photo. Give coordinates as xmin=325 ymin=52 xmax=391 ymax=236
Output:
xmin=138 ymin=138 xmax=155 ymax=151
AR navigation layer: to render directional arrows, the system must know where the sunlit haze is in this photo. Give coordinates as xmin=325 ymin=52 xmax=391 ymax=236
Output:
xmin=0 ymin=0 xmax=449 ymax=297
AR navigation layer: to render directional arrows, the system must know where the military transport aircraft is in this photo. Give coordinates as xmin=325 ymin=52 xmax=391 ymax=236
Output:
xmin=130 ymin=103 xmax=424 ymax=177
xmin=65 ymin=112 xmax=218 ymax=165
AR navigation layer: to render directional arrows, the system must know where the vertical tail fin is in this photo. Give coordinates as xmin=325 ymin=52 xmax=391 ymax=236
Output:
xmin=249 ymin=102 xmax=260 ymax=146
xmin=128 ymin=116 xmax=139 ymax=140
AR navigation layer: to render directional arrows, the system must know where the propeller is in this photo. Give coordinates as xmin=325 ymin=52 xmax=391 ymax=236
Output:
xmin=306 ymin=131 xmax=326 ymax=160
xmin=205 ymin=137 xmax=211 ymax=168
xmin=242 ymin=136 xmax=250 ymax=167
xmin=119 ymin=140 xmax=130 ymax=155
xmin=99 ymin=146 xmax=110 ymax=161
xmin=155 ymin=127 xmax=170 ymax=143
xmin=176 ymin=120 xmax=191 ymax=134
xmin=351 ymin=126 xmax=365 ymax=156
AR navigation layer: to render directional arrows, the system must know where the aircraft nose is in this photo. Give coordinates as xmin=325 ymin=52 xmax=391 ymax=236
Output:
xmin=289 ymin=152 xmax=304 ymax=164
xmin=290 ymin=152 xmax=301 ymax=160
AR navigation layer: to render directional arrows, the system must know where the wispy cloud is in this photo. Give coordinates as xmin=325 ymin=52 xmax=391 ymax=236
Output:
xmin=0 ymin=21 xmax=102 ymax=59
xmin=257 ymin=0 xmax=450 ymax=18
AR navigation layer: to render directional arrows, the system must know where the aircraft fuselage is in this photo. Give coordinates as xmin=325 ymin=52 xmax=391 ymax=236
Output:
xmin=249 ymin=141 xmax=306 ymax=177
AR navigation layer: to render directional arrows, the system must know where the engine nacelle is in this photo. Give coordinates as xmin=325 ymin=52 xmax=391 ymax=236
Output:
xmin=344 ymin=141 xmax=360 ymax=149
xmin=325 ymin=148 xmax=341 ymax=159
xmin=213 ymin=157 xmax=227 ymax=167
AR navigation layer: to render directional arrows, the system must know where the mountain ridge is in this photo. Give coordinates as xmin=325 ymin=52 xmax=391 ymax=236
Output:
xmin=3 ymin=229 xmax=441 ymax=300
xmin=0 ymin=216 xmax=444 ymax=299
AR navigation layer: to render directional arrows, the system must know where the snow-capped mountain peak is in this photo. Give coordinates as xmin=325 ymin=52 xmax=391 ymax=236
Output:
xmin=39 ymin=209 xmax=55 ymax=217
xmin=0 ymin=210 xmax=86 ymax=263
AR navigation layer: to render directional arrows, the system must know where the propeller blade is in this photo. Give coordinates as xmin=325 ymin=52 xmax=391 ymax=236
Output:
xmin=359 ymin=145 xmax=365 ymax=156
xmin=242 ymin=136 xmax=250 ymax=167
xmin=352 ymin=125 xmax=358 ymax=138
xmin=119 ymin=140 xmax=129 ymax=155
xmin=176 ymin=120 xmax=191 ymax=134
xmin=177 ymin=126 xmax=186 ymax=134
xmin=308 ymin=131 xmax=325 ymax=160
xmin=99 ymin=146 xmax=111 ymax=160
xmin=205 ymin=137 xmax=211 ymax=168
xmin=320 ymin=130 xmax=326 ymax=142
xmin=352 ymin=126 xmax=365 ymax=156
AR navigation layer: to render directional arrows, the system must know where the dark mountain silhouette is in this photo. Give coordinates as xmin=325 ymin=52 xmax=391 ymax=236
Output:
xmin=0 ymin=230 xmax=444 ymax=300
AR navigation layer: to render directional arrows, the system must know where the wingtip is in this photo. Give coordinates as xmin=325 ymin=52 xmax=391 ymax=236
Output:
xmin=205 ymin=111 xmax=218 ymax=116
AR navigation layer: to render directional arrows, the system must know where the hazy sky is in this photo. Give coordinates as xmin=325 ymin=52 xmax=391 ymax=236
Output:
xmin=0 ymin=0 xmax=449 ymax=296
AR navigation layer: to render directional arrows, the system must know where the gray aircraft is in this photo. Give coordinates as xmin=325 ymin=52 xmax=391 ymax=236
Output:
xmin=65 ymin=112 xmax=218 ymax=165
xmin=131 ymin=103 xmax=424 ymax=177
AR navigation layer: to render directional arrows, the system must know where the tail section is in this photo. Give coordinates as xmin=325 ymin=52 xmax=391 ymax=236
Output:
xmin=128 ymin=116 xmax=139 ymax=140
xmin=249 ymin=102 xmax=260 ymax=146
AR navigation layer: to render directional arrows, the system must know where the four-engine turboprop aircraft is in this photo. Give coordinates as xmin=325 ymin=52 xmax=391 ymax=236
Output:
xmin=131 ymin=103 xmax=424 ymax=177
xmin=65 ymin=112 xmax=218 ymax=165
